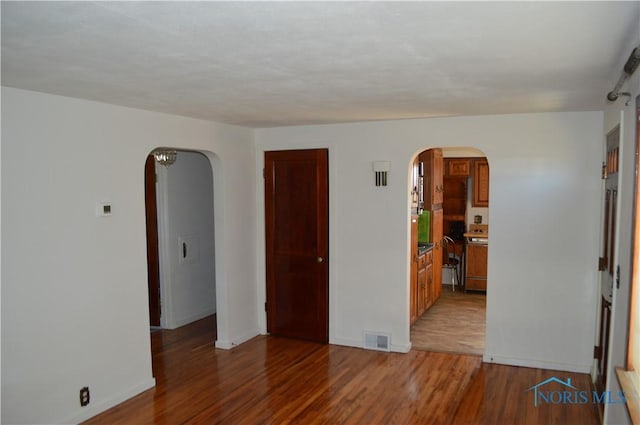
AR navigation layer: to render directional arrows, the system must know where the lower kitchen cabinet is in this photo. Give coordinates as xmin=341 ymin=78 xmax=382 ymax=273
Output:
xmin=410 ymin=216 xmax=418 ymax=324
xmin=417 ymin=263 xmax=426 ymax=317
xmin=466 ymin=243 xmax=488 ymax=291
xmin=425 ymin=262 xmax=434 ymax=310
xmin=414 ymin=247 xmax=434 ymax=321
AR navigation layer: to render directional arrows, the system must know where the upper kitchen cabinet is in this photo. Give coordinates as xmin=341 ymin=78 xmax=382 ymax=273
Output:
xmin=473 ymin=159 xmax=490 ymax=207
xmin=421 ymin=148 xmax=443 ymax=209
xmin=445 ymin=158 xmax=471 ymax=177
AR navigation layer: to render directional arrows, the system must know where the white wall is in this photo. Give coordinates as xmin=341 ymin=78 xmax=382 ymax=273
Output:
xmin=157 ymin=151 xmax=216 ymax=329
xmin=602 ymin=28 xmax=640 ymax=425
xmin=256 ymin=111 xmax=603 ymax=371
xmin=1 ymin=88 xmax=257 ymax=424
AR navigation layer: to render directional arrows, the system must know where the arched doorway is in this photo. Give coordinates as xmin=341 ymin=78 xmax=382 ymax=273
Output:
xmin=145 ymin=149 xmax=217 ymax=330
xmin=408 ymin=146 xmax=490 ymax=356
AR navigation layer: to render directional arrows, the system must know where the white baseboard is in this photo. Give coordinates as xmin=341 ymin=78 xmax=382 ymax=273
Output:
xmin=392 ymin=341 xmax=412 ymax=353
xmin=62 ymin=378 xmax=156 ymax=424
xmin=483 ymin=353 xmax=591 ymax=374
xmin=167 ymin=308 xmax=216 ymax=330
xmin=215 ymin=328 xmax=260 ymax=350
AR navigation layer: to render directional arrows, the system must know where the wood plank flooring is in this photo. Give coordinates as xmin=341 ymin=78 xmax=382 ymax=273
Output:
xmin=411 ymin=286 xmax=486 ymax=355
xmin=83 ymin=316 xmax=599 ymax=425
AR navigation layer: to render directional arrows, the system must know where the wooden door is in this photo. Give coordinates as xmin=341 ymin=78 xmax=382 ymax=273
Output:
xmin=596 ymin=126 xmax=620 ymax=396
xmin=144 ymin=155 xmax=161 ymax=326
xmin=265 ymin=149 xmax=329 ymax=343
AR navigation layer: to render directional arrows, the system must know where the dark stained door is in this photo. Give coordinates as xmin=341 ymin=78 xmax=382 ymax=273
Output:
xmin=145 ymin=155 xmax=161 ymax=326
xmin=265 ymin=149 xmax=329 ymax=343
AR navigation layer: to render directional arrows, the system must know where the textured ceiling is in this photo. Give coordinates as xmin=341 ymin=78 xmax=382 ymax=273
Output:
xmin=2 ymin=1 xmax=639 ymax=127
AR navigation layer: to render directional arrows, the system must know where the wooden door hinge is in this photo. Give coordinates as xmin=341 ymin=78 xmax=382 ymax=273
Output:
xmin=598 ymin=257 xmax=607 ymax=271
xmin=264 ymin=302 xmax=268 ymax=312
xmin=594 ymin=345 xmax=602 ymax=359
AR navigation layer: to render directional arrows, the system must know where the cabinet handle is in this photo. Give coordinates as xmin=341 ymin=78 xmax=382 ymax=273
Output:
xmin=317 ymin=256 xmax=325 ymax=263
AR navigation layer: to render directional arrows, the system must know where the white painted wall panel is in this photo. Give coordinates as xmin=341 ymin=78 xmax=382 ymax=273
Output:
xmin=1 ymin=88 xmax=257 ymax=424
xmin=256 ymin=111 xmax=603 ymax=371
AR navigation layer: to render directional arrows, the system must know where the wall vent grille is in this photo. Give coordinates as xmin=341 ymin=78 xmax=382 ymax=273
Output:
xmin=363 ymin=331 xmax=391 ymax=352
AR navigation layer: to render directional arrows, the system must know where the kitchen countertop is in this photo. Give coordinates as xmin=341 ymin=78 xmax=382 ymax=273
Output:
xmin=418 ymin=243 xmax=433 ymax=255
xmin=464 ymin=231 xmax=489 ymax=239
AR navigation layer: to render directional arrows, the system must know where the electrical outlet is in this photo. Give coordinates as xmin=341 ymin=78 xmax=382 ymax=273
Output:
xmin=79 ymin=387 xmax=90 ymax=407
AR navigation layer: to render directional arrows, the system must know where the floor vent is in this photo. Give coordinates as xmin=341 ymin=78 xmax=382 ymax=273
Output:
xmin=363 ymin=331 xmax=391 ymax=352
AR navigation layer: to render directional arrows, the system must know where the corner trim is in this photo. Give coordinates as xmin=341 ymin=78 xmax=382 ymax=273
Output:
xmin=215 ymin=328 xmax=260 ymax=350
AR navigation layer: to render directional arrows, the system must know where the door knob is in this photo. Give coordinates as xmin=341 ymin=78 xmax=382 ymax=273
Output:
xmin=317 ymin=256 xmax=325 ymax=263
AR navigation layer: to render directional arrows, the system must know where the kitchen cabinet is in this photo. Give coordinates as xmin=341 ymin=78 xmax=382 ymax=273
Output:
xmin=410 ymin=216 xmax=418 ymax=324
xmin=417 ymin=254 xmax=427 ymax=317
xmin=445 ymin=159 xmax=471 ymax=177
xmin=431 ymin=207 xmax=443 ymax=299
xmin=421 ymin=149 xmax=443 ymax=210
xmin=425 ymin=261 xmax=434 ymax=310
xmin=411 ymin=213 xmax=436 ymax=324
xmin=416 ymin=247 xmax=433 ymax=318
xmin=443 ymin=176 xmax=466 ymax=239
xmin=473 ymin=159 xmax=490 ymax=207
xmin=465 ymin=243 xmax=488 ymax=291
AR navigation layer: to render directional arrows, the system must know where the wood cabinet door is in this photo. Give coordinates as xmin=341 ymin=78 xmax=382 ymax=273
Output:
xmin=410 ymin=216 xmax=418 ymax=324
xmin=421 ymin=149 xmax=444 ymax=210
xmin=473 ymin=159 xmax=489 ymax=207
xmin=433 ymin=149 xmax=444 ymax=205
xmin=417 ymin=264 xmax=426 ymax=317
xmin=431 ymin=207 xmax=443 ymax=297
xmin=466 ymin=244 xmax=488 ymax=276
xmin=425 ymin=263 xmax=433 ymax=310
xmin=446 ymin=159 xmax=470 ymax=177
xmin=466 ymin=243 xmax=488 ymax=291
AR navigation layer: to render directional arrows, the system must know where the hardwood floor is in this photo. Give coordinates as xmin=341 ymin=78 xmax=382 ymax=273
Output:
xmin=412 ymin=286 xmax=486 ymax=355
xmin=83 ymin=316 xmax=599 ymax=425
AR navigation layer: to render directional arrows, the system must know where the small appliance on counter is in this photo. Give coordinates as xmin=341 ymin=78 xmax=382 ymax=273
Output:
xmin=464 ymin=224 xmax=488 ymax=244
